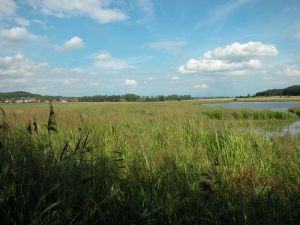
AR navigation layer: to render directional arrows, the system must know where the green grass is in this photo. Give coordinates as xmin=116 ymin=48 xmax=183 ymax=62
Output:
xmin=0 ymin=102 xmax=300 ymax=225
xmin=202 ymin=108 xmax=298 ymax=120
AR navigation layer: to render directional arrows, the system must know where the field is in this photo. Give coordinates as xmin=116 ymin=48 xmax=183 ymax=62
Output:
xmin=1 ymin=100 xmax=300 ymax=225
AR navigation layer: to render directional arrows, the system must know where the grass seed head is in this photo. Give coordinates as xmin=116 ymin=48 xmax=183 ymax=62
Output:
xmin=33 ymin=117 xmax=39 ymax=133
xmin=47 ymin=103 xmax=58 ymax=133
xmin=26 ymin=120 xmax=32 ymax=135
xmin=0 ymin=106 xmax=9 ymax=130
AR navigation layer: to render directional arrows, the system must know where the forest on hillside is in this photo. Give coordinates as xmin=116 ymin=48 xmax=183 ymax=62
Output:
xmin=255 ymin=85 xmax=300 ymax=96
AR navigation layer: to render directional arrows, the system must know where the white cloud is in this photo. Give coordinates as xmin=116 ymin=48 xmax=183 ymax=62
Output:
xmin=0 ymin=78 xmax=28 ymax=89
xmin=14 ymin=17 xmax=31 ymax=26
xmin=171 ymin=76 xmax=180 ymax=80
xmin=95 ymin=52 xmax=111 ymax=61
xmin=0 ymin=27 xmax=44 ymax=49
xmin=0 ymin=0 xmax=17 ymax=18
xmin=0 ymin=1 xmax=30 ymax=27
xmin=179 ymin=42 xmax=278 ymax=75
xmin=148 ymin=40 xmax=187 ymax=51
xmin=62 ymin=79 xmax=78 ymax=85
xmin=25 ymin=0 xmax=128 ymax=24
xmin=55 ymin=36 xmax=84 ymax=52
xmin=94 ymin=51 xmax=134 ymax=70
xmin=179 ymin=58 xmax=261 ymax=74
xmin=0 ymin=53 xmax=108 ymax=95
xmin=0 ymin=27 xmax=33 ymax=43
xmin=281 ymin=67 xmax=300 ymax=77
xmin=32 ymin=19 xmax=51 ymax=29
xmin=124 ymin=79 xmax=137 ymax=86
xmin=0 ymin=53 xmax=48 ymax=77
xmin=193 ymin=84 xmax=208 ymax=89
xmin=203 ymin=42 xmax=278 ymax=60
xmin=228 ymin=70 xmax=250 ymax=76
xmin=0 ymin=53 xmax=90 ymax=80
xmin=50 ymin=67 xmax=65 ymax=74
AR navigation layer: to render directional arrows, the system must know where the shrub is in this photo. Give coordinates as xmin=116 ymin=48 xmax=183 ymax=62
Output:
xmin=288 ymin=106 xmax=300 ymax=116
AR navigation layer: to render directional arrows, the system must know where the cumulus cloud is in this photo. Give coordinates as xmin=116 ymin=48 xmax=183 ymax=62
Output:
xmin=193 ymin=84 xmax=208 ymax=89
xmin=94 ymin=51 xmax=134 ymax=70
xmin=25 ymin=0 xmax=128 ymax=24
xmin=55 ymin=36 xmax=84 ymax=52
xmin=179 ymin=58 xmax=261 ymax=74
xmin=124 ymin=79 xmax=137 ymax=86
xmin=179 ymin=42 xmax=278 ymax=75
xmin=148 ymin=40 xmax=187 ymax=51
xmin=0 ymin=53 xmax=48 ymax=77
xmin=0 ymin=27 xmax=32 ymax=42
xmin=0 ymin=27 xmax=45 ymax=50
xmin=203 ymin=42 xmax=278 ymax=60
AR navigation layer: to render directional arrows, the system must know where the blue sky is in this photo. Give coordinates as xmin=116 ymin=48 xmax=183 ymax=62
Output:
xmin=0 ymin=0 xmax=300 ymax=97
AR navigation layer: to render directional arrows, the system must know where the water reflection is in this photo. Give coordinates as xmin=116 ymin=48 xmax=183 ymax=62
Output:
xmin=268 ymin=120 xmax=300 ymax=137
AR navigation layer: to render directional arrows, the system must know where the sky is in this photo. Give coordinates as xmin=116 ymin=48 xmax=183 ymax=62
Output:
xmin=0 ymin=0 xmax=300 ymax=97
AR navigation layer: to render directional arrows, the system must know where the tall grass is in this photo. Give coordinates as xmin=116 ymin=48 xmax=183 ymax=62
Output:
xmin=202 ymin=108 xmax=298 ymax=120
xmin=0 ymin=102 xmax=299 ymax=225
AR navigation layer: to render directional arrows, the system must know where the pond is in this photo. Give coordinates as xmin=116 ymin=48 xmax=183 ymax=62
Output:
xmin=268 ymin=120 xmax=300 ymax=137
xmin=203 ymin=101 xmax=300 ymax=136
xmin=203 ymin=101 xmax=300 ymax=111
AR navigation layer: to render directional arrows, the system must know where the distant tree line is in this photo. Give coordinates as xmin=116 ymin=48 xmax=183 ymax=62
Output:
xmin=80 ymin=94 xmax=192 ymax=102
xmin=255 ymin=85 xmax=300 ymax=97
xmin=0 ymin=91 xmax=192 ymax=102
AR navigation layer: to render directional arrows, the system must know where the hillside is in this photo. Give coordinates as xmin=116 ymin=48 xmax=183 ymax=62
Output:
xmin=255 ymin=85 xmax=300 ymax=96
xmin=0 ymin=91 xmax=42 ymax=100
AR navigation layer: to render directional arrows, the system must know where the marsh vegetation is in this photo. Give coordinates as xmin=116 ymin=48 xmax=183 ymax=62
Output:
xmin=0 ymin=101 xmax=299 ymax=225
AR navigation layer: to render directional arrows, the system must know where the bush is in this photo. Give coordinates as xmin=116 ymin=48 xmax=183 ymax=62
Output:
xmin=288 ymin=106 xmax=300 ymax=116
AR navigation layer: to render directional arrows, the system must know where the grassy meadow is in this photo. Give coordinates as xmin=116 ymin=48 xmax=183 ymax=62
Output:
xmin=0 ymin=100 xmax=300 ymax=225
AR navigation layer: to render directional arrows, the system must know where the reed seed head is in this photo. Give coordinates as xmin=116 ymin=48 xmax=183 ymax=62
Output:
xmin=47 ymin=102 xmax=58 ymax=133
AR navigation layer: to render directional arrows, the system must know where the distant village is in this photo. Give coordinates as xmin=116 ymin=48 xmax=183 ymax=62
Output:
xmin=1 ymin=97 xmax=80 ymax=104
